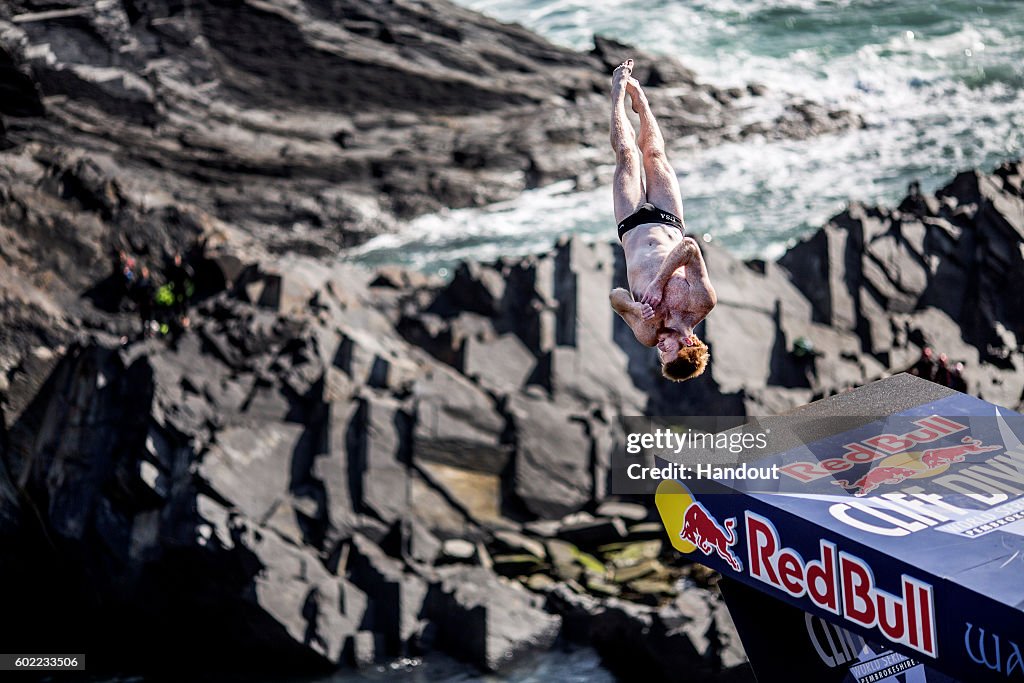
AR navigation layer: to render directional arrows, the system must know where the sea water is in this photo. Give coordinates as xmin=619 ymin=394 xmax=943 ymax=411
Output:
xmin=350 ymin=0 xmax=1024 ymax=273
xmin=302 ymin=646 xmax=616 ymax=683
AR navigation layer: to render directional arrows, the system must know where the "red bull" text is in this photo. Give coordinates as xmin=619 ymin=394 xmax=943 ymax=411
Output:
xmin=780 ymin=416 xmax=967 ymax=482
xmin=746 ymin=511 xmax=938 ymax=658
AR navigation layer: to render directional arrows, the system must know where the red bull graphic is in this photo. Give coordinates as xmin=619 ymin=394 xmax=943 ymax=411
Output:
xmin=679 ymin=501 xmax=743 ymax=572
xmin=832 ymin=466 xmax=918 ymax=496
xmin=745 ymin=511 xmax=938 ymax=659
xmin=920 ymin=437 xmax=1000 ymax=468
xmin=830 ymin=436 xmax=1003 ymax=496
xmin=781 ymin=415 xmax=967 ymax=482
xmin=654 ymin=395 xmax=1024 ymax=683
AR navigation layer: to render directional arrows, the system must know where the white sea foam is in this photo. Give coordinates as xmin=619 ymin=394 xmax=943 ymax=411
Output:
xmin=349 ymin=0 xmax=1024 ymax=271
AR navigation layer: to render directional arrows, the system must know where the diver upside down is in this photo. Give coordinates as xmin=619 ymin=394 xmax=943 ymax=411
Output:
xmin=607 ymin=59 xmax=717 ymax=382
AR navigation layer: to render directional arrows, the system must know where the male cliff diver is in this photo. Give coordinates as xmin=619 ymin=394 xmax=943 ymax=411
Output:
xmin=608 ymin=59 xmax=716 ymax=382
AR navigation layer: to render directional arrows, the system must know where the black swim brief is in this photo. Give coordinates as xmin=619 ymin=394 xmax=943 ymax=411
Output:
xmin=617 ymin=202 xmax=685 ymax=241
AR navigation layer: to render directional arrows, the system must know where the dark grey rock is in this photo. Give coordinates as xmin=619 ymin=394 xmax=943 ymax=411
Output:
xmin=779 ymin=221 xmax=859 ymax=329
xmin=348 ymin=534 xmax=429 ymax=656
xmin=199 ymin=421 xmax=307 ymax=543
xmin=492 ymin=530 xmax=546 ymax=560
xmin=590 ymin=35 xmax=697 ymax=87
xmin=463 ymin=332 xmax=536 ymax=394
xmin=545 ymin=240 xmax=646 ymax=411
xmin=441 ymin=262 xmax=507 ymax=317
xmin=595 ymin=501 xmax=649 ymax=522
xmin=557 ymin=517 xmax=628 ymax=548
xmin=413 ymin=364 xmax=511 ymax=473
xmin=425 ymin=566 xmax=561 ymax=672
xmin=548 ymin=584 xmax=745 ymax=682
xmin=407 ymin=520 xmax=443 ymax=566
xmin=509 ymin=392 xmax=592 ymax=519
xmin=352 ymin=631 xmax=378 ymax=668
xmin=232 ymin=519 xmax=366 ymax=664
xmin=349 ymin=393 xmax=412 ymax=524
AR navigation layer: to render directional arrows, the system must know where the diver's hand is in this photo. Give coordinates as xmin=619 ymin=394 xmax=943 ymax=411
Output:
xmin=638 ymin=302 xmax=655 ymax=321
xmin=640 ymin=282 xmax=663 ymax=309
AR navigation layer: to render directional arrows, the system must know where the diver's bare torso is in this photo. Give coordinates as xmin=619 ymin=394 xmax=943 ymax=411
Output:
xmin=622 ymin=223 xmax=684 ymax=299
xmin=622 ymin=224 xmax=716 ymax=339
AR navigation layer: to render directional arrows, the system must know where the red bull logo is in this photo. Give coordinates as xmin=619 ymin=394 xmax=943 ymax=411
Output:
xmin=831 ymin=436 xmax=1003 ymax=496
xmin=920 ymin=437 xmax=1000 ymax=468
xmin=781 ymin=416 xmax=967 ymax=483
xmin=655 ymin=481 xmax=744 ymax=572
xmin=679 ymin=501 xmax=743 ymax=572
xmin=833 ymin=466 xmax=918 ymax=496
xmin=746 ymin=511 xmax=938 ymax=658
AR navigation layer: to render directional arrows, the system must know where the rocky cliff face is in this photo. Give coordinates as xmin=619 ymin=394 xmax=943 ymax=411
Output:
xmin=1 ymin=0 xmax=1022 ymax=679
xmin=1 ymin=160 xmax=1022 ymax=678
xmin=0 ymin=250 xmax=747 ymax=677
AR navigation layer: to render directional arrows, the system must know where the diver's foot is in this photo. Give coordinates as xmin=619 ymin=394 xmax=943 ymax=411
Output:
xmin=627 ymin=77 xmax=648 ymax=114
xmin=611 ymin=59 xmax=634 ymax=100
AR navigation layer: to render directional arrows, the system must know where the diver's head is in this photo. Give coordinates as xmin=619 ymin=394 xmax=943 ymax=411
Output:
xmin=657 ymin=327 xmax=709 ymax=382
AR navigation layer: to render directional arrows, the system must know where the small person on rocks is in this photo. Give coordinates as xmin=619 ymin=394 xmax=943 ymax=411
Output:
xmin=117 ymin=249 xmax=136 ymax=294
xmin=936 ymin=352 xmax=951 ymax=386
xmin=607 ymin=59 xmax=717 ymax=382
xmin=910 ymin=347 xmax=937 ymax=382
xmin=166 ymin=252 xmax=195 ymax=329
xmin=949 ymin=362 xmax=968 ymax=392
xmin=132 ymin=266 xmax=156 ymax=337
